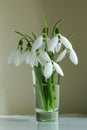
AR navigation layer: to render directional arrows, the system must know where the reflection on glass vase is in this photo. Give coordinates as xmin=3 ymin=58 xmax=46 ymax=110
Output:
xmin=32 ymin=67 xmax=60 ymax=122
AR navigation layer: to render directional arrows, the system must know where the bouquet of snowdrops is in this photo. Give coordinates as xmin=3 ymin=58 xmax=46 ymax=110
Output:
xmin=8 ymin=16 xmax=78 ymax=111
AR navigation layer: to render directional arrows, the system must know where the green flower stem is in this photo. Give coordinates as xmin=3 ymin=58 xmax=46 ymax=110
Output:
xmin=52 ymin=72 xmax=57 ymax=100
xmin=52 ymin=19 xmax=64 ymax=37
xmin=15 ymin=31 xmax=30 ymax=42
xmin=47 ymin=77 xmax=55 ymax=110
xmin=34 ymin=84 xmax=46 ymax=110
xmin=32 ymin=32 xmax=37 ymax=40
xmin=47 ymin=78 xmax=52 ymax=110
xmin=34 ymin=65 xmax=57 ymax=111
xmin=43 ymin=15 xmax=49 ymax=35
xmin=34 ymin=67 xmax=46 ymax=110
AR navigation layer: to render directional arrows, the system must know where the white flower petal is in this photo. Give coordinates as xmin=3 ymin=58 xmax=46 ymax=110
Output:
xmin=22 ymin=51 xmax=29 ymax=62
xmin=29 ymin=53 xmax=38 ymax=67
xmin=56 ymin=49 xmax=67 ymax=62
xmin=13 ymin=50 xmax=23 ymax=66
xmin=25 ymin=51 xmax=31 ymax=64
xmin=60 ymin=35 xmax=72 ymax=50
xmin=26 ymin=51 xmax=38 ymax=67
xmin=69 ymin=49 xmax=78 ymax=65
xmin=48 ymin=35 xmax=58 ymax=52
xmin=40 ymin=37 xmax=50 ymax=50
xmin=8 ymin=49 xmax=18 ymax=64
xmin=44 ymin=62 xmax=53 ymax=79
xmin=55 ymin=42 xmax=62 ymax=52
xmin=32 ymin=36 xmax=43 ymax=51
xmin=40 ymin=50 xmax=51 ymax=62
xmin=8 ymin=49 xmax=23 ymax=66
xmin=53 ymin=62 xmax=64 ymax=76
xmin=8 ymin=52 xmax=15 ymax=64
xmin=39 ymin=41 xmax=45 ymax=50
xmin=37 ymin=55 xmax=47 ymax=65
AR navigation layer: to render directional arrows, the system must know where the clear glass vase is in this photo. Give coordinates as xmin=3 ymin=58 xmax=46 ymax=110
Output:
xmin=32 ymin=67 xmax=60 ymax=122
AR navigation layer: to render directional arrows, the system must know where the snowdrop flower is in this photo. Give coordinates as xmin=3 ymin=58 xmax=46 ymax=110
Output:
xmin=37 ymin=55 xmax=47 ymax=66
xmin=8 ymin=49 xmax=23 ymax=66
xmin=30 ymin=52 xmax=38 ymax=67
xmin=25 ymin=49 xmax=51 ymax=67
xmin=55 ymin=41 xmax=62 ymax=52
xmin=69 ymin=48 xmax=78 ymax=65
xmin=60 ymin=35 xmax=73 ymax=50
xmin=44 ymin=62 xmax=53 ymax=79
xmin=25 ymin=51 xmax=31 ymax=64
xmin=56 ymin=47 xmax=78 ymax=65
xmin=39 ymin=50 xmax=51 ymax=62
xmin=22 ymin=51 xmax=30 ymax=62
xmin=53 ymin=62 xmax=64 ymax=76
xmin=47 ymin=35 xmax=62 ymax=53
xmin=25 ymin=51 xmax=38 ymax=67
xmin=36 ymin=50 xmax=51 ymax=66
xmin=56 ymin=49 xmax=67 ymax=62
xmin=44 ymin=61 xmax=64 ymax=79
xmin=32 ymin=36 xmax=43 ymax=52
xmin=47 ymin=35 xmax=59 ymax=53
xmin=57 ymin=34 xmax=78 ymax=65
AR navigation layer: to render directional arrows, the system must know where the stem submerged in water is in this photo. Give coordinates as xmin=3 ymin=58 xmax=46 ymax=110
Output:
xmin=33 ymin=66 xmax=58 ymax=112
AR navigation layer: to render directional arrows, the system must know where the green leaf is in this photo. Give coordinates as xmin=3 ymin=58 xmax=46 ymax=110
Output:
xmin=15 ymin=31 xmax=30 ymax=42
xmin=24 ymin=34 xmax=34 ymax=43
xmin=43 ymin=15 xmax=49 ymax=29
xmin=32 ymin=32 xmax=37 ymax=40
xmin=52 ymin=19 xmax=64 ymax=37
xmin=68 ymin=33 xmax=76 ymax=40
xmin=43 ymin=15 xmax=49 ymax=35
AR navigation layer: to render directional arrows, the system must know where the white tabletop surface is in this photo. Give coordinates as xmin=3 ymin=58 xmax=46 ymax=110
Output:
xmin=0 ymin=115 xmax=87 ymax=130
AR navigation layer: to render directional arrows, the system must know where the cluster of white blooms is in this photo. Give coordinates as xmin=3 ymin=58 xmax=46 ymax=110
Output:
xmin=8 ymin=16 xmax=78 ymax=79
xmin=8 ymin=32 xmax=78 ymax=79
